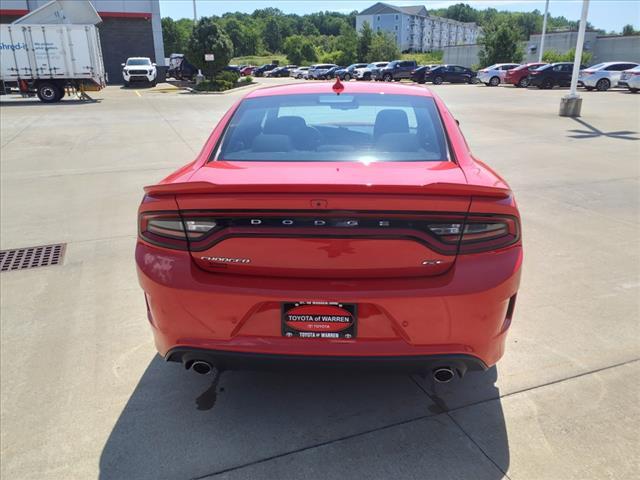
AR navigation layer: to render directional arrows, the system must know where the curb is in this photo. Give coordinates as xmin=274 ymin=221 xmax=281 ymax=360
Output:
xmin=186 ymin=82 xmax=258 ymax=95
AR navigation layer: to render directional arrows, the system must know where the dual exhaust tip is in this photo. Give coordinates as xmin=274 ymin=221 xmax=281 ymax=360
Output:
xmin=188 ymin=360 xmax=456 ymax=383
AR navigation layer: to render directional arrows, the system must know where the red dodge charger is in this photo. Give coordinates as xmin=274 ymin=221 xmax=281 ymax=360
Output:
xmin=136 ymin=80 xmax=522 ymax=383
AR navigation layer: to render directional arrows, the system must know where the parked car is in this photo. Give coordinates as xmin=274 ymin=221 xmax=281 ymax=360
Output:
xmin=267 ymin=65 xmax=298 ymax=77
xmin=477 ymin=63 xmax=521 ymax=86
xmin=240 ymin=65 xmax=255 ymax=76
xmin=335 ymin=63 xmax=369 ymax=81
xmin=122 ymin=57 xmax=157 ymax=87
xmin=167 ymin=53 xmax=197 ymax=81
xmin=579 ymin=61 xmax=639 ymax=91
xmin=410 ymin=65 xmax=442 ymax=84
xmin=418 ymin=65 xmax=476 ymax=84
xmin=253 ymin=64 xmax=278 ymax=77
xmin=504 ymin=63 xmax=547 ymax=87
xmin=355 ymin=62 xmax=388 ymax=81
xmin=136 ymin=81 xmax=522 ymax=381
xmin=527 ymin=62 xmax=576 ymax=89
xmin=310 ymin=64 xmax=338 ymax=80
xmin=291 ymin=66 xmax=310 ymax=79
xmin=224 ymin=65 xmax=241 ymax=74
xmin=619 ymin=65 xmax=640 ymax=92
xmin=376 ymin=60 xmax=418 ymax=81
xmin=318 ymin=66 xmax=344 ymax=80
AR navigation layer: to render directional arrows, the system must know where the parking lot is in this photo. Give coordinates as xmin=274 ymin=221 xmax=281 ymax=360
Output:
xmin=1 ymin=78 xmax=638 ymax=480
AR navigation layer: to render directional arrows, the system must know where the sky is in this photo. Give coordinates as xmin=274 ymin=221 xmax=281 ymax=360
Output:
xmin=159 ymin=0 xmax=640 ymax=33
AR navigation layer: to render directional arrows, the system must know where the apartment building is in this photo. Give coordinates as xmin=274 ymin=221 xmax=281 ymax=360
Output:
xmin=356 ymin=2 xmax=481 ymax=52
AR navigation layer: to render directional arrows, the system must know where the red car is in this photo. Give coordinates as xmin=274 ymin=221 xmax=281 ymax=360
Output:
xmin=136 ymin=81 xmax=522 ymax=383
xmin=505 ymin=63 xmax=547 ymax=87
xmin=240 ymin=65 xmax=255 ymax=76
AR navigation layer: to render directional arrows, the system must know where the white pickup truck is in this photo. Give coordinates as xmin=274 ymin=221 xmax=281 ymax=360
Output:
xmin=0 ymin=23 xmax=106 ymax=102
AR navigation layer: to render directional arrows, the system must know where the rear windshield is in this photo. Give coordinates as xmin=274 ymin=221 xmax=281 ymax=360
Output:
xmin=214 ymin=93 xmax=450 ymax=163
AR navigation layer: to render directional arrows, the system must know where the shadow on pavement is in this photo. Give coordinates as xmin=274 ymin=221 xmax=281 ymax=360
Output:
xmin=99 ymin=357 xmax=508 ymax=480
xmin=567 ymin=118 xmax=638 ymax=140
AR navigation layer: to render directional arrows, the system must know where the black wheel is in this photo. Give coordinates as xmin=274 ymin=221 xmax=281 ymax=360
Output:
xmin=417 ymin=78 xmax=425 ymax=84
xmin=630 ymin=88 xmax=638 ymax=93
xmin=596 ymin=78 xmax=610 ymax=91
xmin=433 ymin=76 xmax=443 ymax=85
xmin=343 ymin=73 xmax=351 ymax=81
xmin=489 ymin=76 xmax=500 ymax=86
xmin=542 ymin=78 xmax=553 ymax=89
xmin=518 ymin=77 xmax=529 ymax=88
xmin=123 ymin=81 xmax=130 ymax=88
xmin=36 ymin=82 xmax=62 ymax=103
xmin=151 ymin=80 xmax=157 ymax=87
xmin=364 ymin=73 xmax=371 ymax=81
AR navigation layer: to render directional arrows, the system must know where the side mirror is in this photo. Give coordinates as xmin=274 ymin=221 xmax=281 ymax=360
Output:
xmin=121 ymin=63 xmax=125 ymax=67
xmin=152 ymin=63 xmax=156 ymax=66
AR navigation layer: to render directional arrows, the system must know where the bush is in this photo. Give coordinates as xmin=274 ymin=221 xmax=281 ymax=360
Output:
xmin=542 ymin=48 xmax=592 ymax=66
xmin=217 ymin=70 xmax=240 ymax=83
xmin=242 ymin=75 xmax=253 ymax=83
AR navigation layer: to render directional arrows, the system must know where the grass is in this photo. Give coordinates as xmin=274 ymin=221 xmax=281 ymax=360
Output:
xmin=400 ymin=51 xmax=444 ymax=65
xmin=231 ymin=54 xmax=289 ymax=66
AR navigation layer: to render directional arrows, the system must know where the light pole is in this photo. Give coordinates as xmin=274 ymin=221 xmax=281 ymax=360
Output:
xmin=538 ymin=0 xmax=549 ymax=62
xmin=559 ymin=0 xmax=590 ymax=117
xmin=192 ymin=0 xmax=197 ymax=23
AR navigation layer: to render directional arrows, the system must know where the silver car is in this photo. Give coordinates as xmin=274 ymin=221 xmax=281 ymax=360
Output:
xmin=355 ymin=62 xmax=388 ymax=81
xmin=477 ymin=63 xmax=520 ymax=86
xmin=579 ymin=61 xmax=639 ymax=91
xmin=290 ymin=66 xmax=309 ymax=79
xmin=619 ymin=65 xmax=640 ymax=93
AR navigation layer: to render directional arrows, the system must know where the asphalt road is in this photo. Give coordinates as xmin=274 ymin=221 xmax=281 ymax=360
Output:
xmin=1 ymin=78 xmax=639 ymax=480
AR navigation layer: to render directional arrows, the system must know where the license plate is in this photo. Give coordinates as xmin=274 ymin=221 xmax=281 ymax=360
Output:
xmin=281 ymin=301 xmax=357 ymax=339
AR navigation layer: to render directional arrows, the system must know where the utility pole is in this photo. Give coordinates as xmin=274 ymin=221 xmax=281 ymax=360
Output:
xmin=559 ymin=0 xmax=590 ymax=116
xmin=192 ymin=0 xmax=197 ymax=23
xmin=538 ymin=0 xmax=549 ymax=62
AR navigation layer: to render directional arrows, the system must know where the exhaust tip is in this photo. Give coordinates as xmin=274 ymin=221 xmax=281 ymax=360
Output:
xmin=433 ymin=367 xmax=455 ymax=383
xmin=191 ymin=360 xmax=213 ymax=375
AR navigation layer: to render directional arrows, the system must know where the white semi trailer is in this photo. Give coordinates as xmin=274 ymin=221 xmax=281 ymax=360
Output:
xmin=0 ymin=24 xmax=105 ymax=103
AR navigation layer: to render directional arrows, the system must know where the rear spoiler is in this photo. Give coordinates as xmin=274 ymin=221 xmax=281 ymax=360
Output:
xmin=144 ymin=182 xmax=511 ymax=198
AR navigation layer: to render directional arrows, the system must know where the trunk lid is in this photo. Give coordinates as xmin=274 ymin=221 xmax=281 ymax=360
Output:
xmin=165 ymin=161 xmax=498 ymax=279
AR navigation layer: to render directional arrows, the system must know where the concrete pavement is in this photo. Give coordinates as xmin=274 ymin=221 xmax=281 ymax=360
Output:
xmin=1 ymin=79 xmax=638 ymax=479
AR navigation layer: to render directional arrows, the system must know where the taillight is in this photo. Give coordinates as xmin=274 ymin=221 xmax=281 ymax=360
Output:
xmin=139 ymin=212 xmax=221 ymax=250
xmin=427 ymin=215 xmax=520 ymax=254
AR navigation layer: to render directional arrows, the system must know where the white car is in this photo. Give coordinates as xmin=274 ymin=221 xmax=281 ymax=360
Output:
xmin=291 ymin=66 xmax=309 ymax=79
xmin=355 ymin=62 xmax=388 ymax=81
xmin=122 ymin=57 xmax=157 ymax=87
xmin=477 ymin=63 xmax=520 ymax=86
xmin=579 ymin=61 xmax=639 ymax=91
xmin=619 ymin=65 xmax=640 ymax=93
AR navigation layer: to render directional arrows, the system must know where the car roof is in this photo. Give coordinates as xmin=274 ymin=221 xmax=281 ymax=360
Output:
xmin=245 ymin=81 xmax=435 ymax=99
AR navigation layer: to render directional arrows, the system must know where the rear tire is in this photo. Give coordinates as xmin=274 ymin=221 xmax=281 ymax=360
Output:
xmin=630 ymin=88 xmax=638 ymax=93
xmin=36 ymin=82 xmax=62 ymax=103
xmin=542 ymin=78 xmax=553 ymax=89
xmin=418 ymin=78 xmax=425 ymax=84
xmin=489 ymin=76 xmax=500 ymax=86
xmin=518 ymin=77 xmax=529 ymax=88
xmin=596 ymin=78 xmax=610 ymax=91
xmin=343 ymin=73 xmax=351 ymax=81
xmin=433 ymin=76 xmax=443 ymax=85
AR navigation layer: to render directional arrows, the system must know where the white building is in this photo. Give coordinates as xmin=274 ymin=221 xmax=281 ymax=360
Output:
xmin=356 ymin=2 xmax=481 ymax=52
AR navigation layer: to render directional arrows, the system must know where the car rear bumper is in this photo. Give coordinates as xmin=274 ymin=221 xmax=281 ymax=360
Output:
xmin=167 ymin=347 xmax=487 ymax=373
xmin=136 ymin=242 xmax=522 ymax=368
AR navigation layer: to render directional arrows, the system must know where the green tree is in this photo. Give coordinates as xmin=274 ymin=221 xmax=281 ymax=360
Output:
xmin=358 ymin=21 xmax=373 ymax=62
xmin=338 ymin=23 xmax=358 ymax=65
xmin=622 ymin=24 xmax=638 ymax=36
xmin=161 ymin=17 xmax=193 ymax=54
xmin=300 ymin=40 xmax=317 ymax=63
xmin=368 ymin=32 xmax=400 ymax=62
xmin=283 ymin=35 xmax=304 ymax=64
xmin=478 ymin=19 xmax=523 ymax=67
xmin=542 ymin=48 xmax=592 ymax=66
xmin=187 ymin=17 xmax=234 ymax=78
xmin=264 ymin=17 xmax=283 ymax=52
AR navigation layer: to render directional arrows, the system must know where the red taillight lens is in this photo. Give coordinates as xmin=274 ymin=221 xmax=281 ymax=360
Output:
xmin=427 ymin=216 xmax=520 ymax=254
xmin=139 ymin=212 xmax=220 ymax=250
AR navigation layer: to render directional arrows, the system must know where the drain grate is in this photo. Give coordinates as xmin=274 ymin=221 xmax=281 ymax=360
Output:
xmin=0 ymin=244 xmax=66 ymax=272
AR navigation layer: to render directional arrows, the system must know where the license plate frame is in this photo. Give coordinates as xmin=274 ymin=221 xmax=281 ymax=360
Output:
xmin=281 ymin=301 xmax=357 ymax=339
